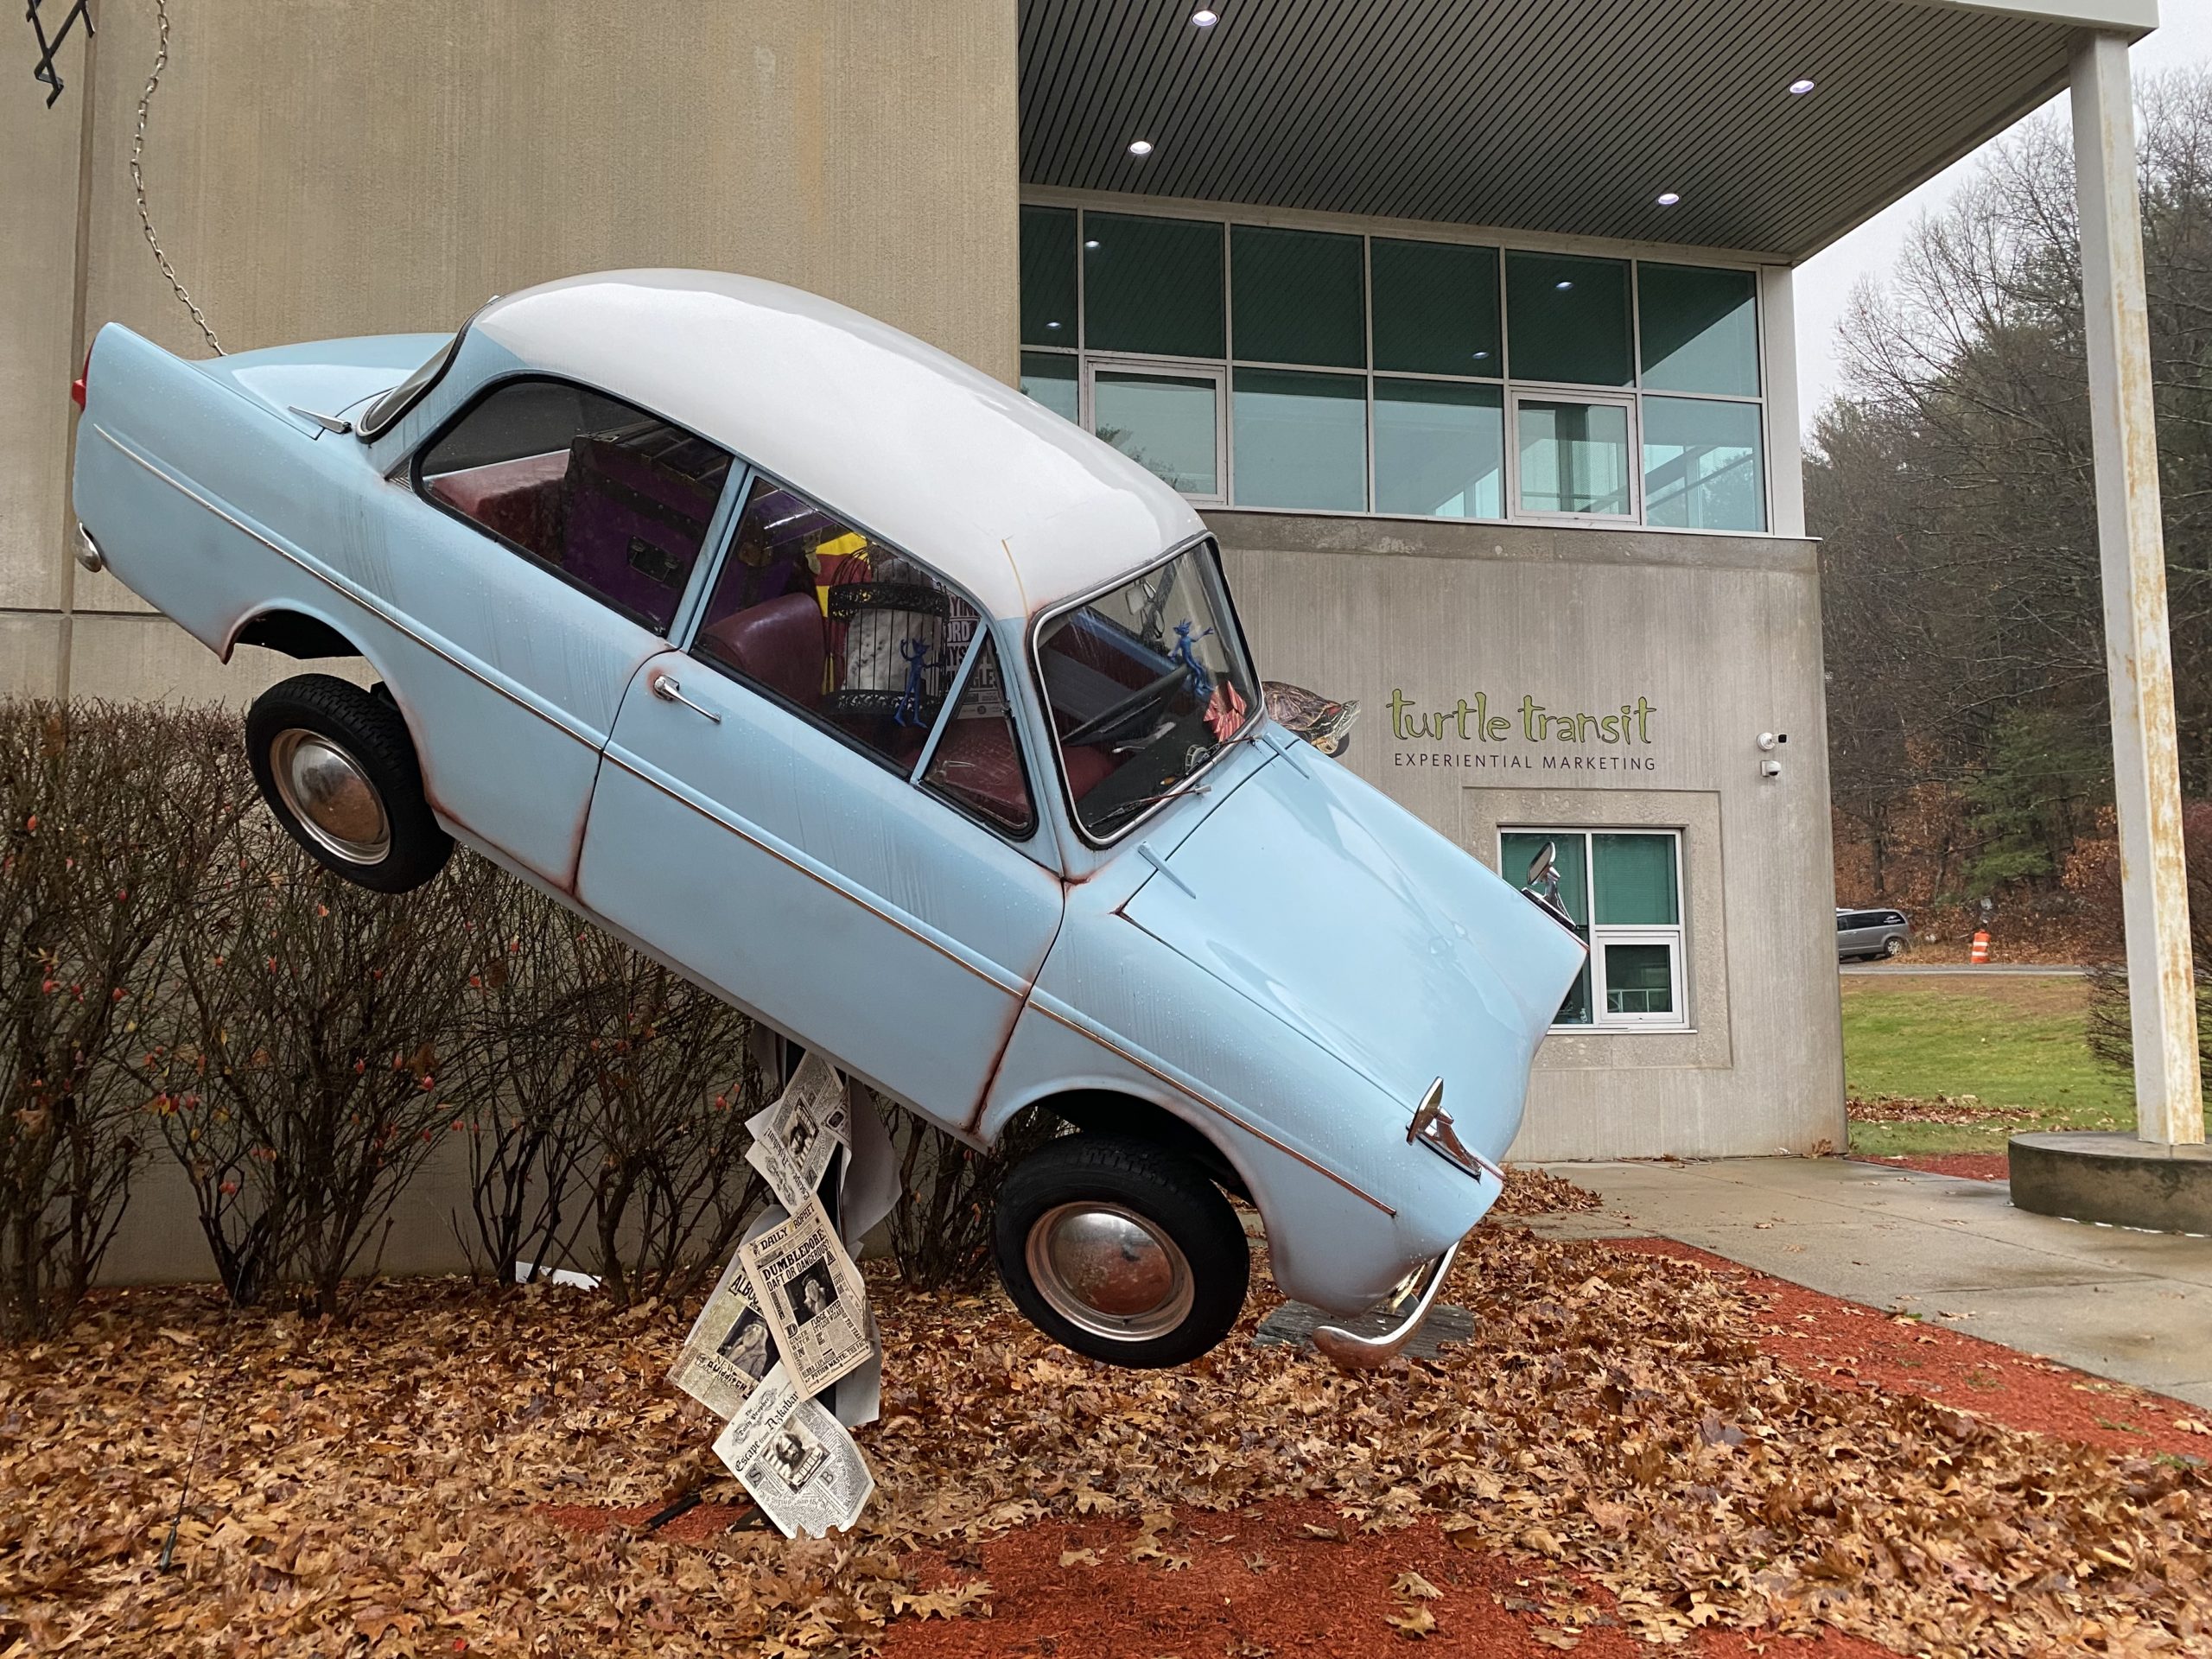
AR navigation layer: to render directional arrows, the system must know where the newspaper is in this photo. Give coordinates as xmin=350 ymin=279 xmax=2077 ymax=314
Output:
xmin=712 ymin=1364 xmax=875 ymax=1538
xmin=667 ymin=1245 xmax=780 ymax=1420
xmin=739 ymin=1190 xmax=874 ymax=1400
xmin=746 ymin=1050 xmax=852 ymax=1216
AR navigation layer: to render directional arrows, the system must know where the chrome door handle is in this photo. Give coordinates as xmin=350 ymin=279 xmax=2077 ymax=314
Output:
xmin=648 ymin=671 xmax=721 ymax=723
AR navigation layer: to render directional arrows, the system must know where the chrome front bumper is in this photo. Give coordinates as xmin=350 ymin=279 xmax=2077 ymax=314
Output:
xmin=1311 ymin=1237 xmax=1461 ymax=1371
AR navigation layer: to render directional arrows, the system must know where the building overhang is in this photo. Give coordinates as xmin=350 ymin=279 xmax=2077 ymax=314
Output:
xmin=1018 ymin=0 xmax=2157 ymax=262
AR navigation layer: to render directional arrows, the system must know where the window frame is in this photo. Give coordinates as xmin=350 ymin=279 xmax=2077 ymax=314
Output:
xmin=1027 ymin=533 xmax=1258 ymax=849
xmin=409 ymin=372 xmax=737 ymax=637
xmin=1503 ymin=827 xmax=1689 ymax=1033
xmin=675 ymin=461 xmax=1044 ymax=845
xmin=1081 ymin=357 xmax=1230 ymax=506
xmin=1015 ymin=196 xmax=1774 ymax=535
xmin=1506 ymin=387 xmax=1640 ymax=524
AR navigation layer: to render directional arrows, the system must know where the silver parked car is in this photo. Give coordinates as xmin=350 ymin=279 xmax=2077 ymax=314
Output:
xmin=1835 ymin=906 xmax=1910 ymax=962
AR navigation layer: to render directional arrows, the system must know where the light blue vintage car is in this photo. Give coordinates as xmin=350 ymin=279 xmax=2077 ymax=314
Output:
xmin=71 ymin=271 xmax=1585 ymax=1368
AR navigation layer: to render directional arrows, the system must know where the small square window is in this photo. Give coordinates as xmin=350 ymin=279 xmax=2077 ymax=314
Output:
xmin=1230 ymin=225 xmax=1365 ymax=369
xmin=1637 ymin=263 xmax=1759 ymax=397
xmin=1231 ymin=368 xmax=1366 ymax=511
xmin=1371 ymin=238 xmax=1500 ymax=377
xmin=1505 ymin=251 xmax=1631 ymax=386
xmin=1515 ymin=397 xmax=1633 ymax=518
xmin=1084 ymin=213 xmax=1225 ymax=359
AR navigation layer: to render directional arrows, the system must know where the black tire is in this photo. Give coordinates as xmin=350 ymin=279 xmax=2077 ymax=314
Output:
xmin=245 ymin=674 xmax=451 ymax=893
xmin=1882 ymin=935 xmax=1907 ymax=958
xmin=994 ymin=1134 xmax=1249 ymax=1368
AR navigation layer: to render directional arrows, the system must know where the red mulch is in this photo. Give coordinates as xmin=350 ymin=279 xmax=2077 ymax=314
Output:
xmin=1852 ymin=1153 xmax=2010 ymax=1181
xmin=1605 ymin=1236 xmax=2209 ymax=1459
xmin=874 ymin=1498 xmax=1899 ymax=1659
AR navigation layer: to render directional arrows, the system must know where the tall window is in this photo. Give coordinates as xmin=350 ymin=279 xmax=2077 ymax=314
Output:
xmin=1499 ymin=829 xmax=1686 ymax=1031
xmin=1016 ymin=202 xmax=1767 ymax=533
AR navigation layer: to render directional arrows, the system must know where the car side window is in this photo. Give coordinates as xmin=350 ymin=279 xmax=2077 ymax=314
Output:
xmin=691 ymin=477 xmax=1033 ymax=833
xmin=416 ymin=378 xmax=732 ymax=634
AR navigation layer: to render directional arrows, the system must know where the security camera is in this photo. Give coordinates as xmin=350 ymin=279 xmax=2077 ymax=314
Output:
xmin=1760 ymin=759 xmax=1783 ymax=779
xmin=1757 ymin=732 xmax=1778 ymax=752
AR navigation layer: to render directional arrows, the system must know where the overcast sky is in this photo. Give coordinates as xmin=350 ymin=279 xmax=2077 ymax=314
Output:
xmin=1794 ymin=9 xmax=2212 ymax=430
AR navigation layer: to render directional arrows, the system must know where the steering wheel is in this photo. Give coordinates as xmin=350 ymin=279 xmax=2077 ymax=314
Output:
xmin=1062 ymin=664 xmax=1187 ymax=747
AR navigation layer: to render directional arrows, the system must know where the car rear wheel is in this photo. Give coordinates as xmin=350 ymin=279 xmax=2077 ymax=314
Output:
xmin=245 ymin=674 xmax=451 ymax=893
xmin=1882 ymin=935 xmax=1906 ymax=958
xmin=994 ymin=1134 xmax=1249 ymax=1368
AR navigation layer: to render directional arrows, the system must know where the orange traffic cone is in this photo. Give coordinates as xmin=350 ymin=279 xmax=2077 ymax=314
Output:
xmin=1969 ymin=930 xmax=1991 ymax=965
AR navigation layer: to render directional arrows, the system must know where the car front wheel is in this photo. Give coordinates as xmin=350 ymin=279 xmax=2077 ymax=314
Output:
xmin=245 ymin=674 xmax=452 ymax=893
xmin=994 ymin=1134 xmax=1249 ymax=1368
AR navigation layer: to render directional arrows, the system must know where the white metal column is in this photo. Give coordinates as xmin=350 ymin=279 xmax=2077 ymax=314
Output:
xmin=2070 ymin=29 xmax=2203 ymax=1146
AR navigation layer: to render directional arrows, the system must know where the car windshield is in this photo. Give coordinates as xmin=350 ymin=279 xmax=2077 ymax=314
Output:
xmin=1034 ymin=543 xmax=1258 ymax=842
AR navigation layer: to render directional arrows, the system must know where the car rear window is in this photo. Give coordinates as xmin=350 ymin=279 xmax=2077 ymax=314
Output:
xmin=359 ymin=329 xmax=463 ymax=439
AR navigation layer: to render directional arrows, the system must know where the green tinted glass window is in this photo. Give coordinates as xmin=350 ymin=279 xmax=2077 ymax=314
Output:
xmin=1019 ymin=352 xmax=1078 ymax=423
xmin=1643 ymin=396 xmax=1764 ymax=531
xmin=1373 ymin=379 xmax=1502 ymax=518
xmin=1230 ymin=225 xmax=1364 ymax=368
xmin=1231 ymin=369 xmax=1366 ymax=511
xmin=1093 ymin=371 xmax=1220 ymax=497
xmin=1505 ymin=251 xmax=1631 ymax=386
xmin=1084 ymin=213 xmax=1225 ymax=359
xmin=1020 ymin=207 xmax=1077 ymax=348
xmin=1638 ymin=264 xmax=1758 ymax=396
xmin=1603 ymin=944 xmax=1675 ymax=1015
xmin=1592 ymin=833 xmax=1679 ymax=925
xmin=1371 ymin=238 xmax=1500 ymax=377
xmin=1503 ymin=831 xmax=1591 ymax=1025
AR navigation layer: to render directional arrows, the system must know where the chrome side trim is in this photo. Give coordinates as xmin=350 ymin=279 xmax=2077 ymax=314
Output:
xmin=1312 ymin=1237 xmax=1459 ymax=1371
xmin=1026 ymin=999 xmax=1395 ymax=1217
xmin=594 ymin=746 xmax=1028 ymax=1000
xmin=93 ymin=424 xmax=601 ymax=754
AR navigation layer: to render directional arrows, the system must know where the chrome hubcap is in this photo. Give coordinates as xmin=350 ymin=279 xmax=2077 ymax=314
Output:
xmin=1027 ymin=1202 xmax=1192 ymax=1342
xmin=269 ymin=728 xmax=390 ymax=865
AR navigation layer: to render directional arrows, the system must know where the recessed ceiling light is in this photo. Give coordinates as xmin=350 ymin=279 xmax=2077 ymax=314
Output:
xmin=1789 ymin=78 xmax=1816 ymax=95
xmin=1046 ymin=321 xmax=1062 ymax=329
xmin=1555 ymin=280 xmax=1574 ymax=291
xmin=1472 ymin=350 xmax=1491 ymax=360
xmin=1128 ymin=139 xmax=1154 ymax=156
xmin=1192 ymin=8 xmax=1219 ymax=24
xmin=1656 ymin=191 xmax=1681 ymax=207
xmin=1084 ymin=238 xmax=1100 ymax=249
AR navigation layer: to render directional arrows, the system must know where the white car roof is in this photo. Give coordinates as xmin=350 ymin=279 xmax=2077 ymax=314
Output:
xmin=470 ymin=270 xmax=1206 ymax=621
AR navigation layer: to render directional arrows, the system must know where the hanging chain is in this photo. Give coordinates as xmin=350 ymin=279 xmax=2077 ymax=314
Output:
xmin=129 ymin=0 xmax=224 ymax=356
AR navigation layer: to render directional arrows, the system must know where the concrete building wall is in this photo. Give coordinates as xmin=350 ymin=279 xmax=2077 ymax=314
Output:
xmin=1211 ymin=512 xmax=1847 ymax=1161
xmin=3 ymin=0 xmax=1020 ymax=704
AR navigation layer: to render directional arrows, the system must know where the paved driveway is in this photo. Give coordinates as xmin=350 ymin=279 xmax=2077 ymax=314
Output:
xmin=1529 ymin=1155 xmax=2212 ymax=1413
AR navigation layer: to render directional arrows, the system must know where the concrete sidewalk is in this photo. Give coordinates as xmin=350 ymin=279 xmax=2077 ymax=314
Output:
xmin=1527 ymin=1156 xmax=2212 ymax=1413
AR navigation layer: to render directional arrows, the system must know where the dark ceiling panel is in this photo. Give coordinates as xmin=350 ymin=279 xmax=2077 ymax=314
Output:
xmin=1016 ymin=0 xmax=2078 ymax=258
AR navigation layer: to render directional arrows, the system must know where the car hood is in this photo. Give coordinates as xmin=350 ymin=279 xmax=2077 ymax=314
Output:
xmin=1122 ymin=737 xmax=1586 ymax=1149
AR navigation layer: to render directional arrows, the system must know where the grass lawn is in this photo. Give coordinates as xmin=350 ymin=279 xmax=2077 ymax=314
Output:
xmin=1838 ymin=975 xmax=2209 ymax=1157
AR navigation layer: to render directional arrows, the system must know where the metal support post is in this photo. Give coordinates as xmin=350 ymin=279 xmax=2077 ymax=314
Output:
xmin=2070 ymin=29 xmax=2202 ymax=1146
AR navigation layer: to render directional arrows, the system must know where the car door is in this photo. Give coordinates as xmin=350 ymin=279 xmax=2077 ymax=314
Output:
xmin=573 ymin=471 xmax=1065 ymax=1128
xmin=374 ymin=377 xmax=738 ymax=886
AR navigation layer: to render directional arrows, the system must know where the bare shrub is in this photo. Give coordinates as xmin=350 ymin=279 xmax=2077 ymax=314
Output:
xmin=136 ymin=830 xmax=492 ymax=1316
xmin=438 ymin=869 xmax=604 ymax=1286
xmin=885 ymin=1106 xmax=1062 ymax=1289
xmin=570 ymin=934 xmax=766 ymax=1306
xmin=0 ymin=702 xmax=246 ymax=1338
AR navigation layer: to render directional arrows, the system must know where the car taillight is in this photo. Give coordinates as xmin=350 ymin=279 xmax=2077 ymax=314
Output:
xmin=70 ymin=342 xmax=91 ymax=410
